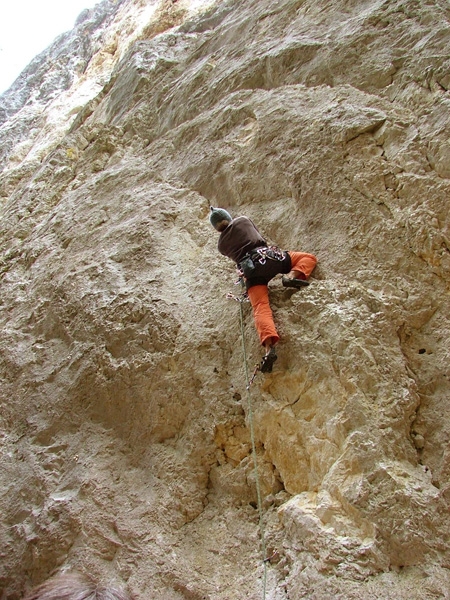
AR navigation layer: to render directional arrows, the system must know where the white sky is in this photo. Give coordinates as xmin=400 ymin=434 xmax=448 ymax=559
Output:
xmin=0 ymin=0 xmax=100 ymax=94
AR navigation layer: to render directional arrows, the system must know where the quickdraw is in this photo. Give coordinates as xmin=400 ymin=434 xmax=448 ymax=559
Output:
xmin=226 ymin=272 xmax=249 ymax=303
xmin=226 ymin=291 xmax=249 ymax=303
xmin=247 ymin=362 xmax=261 ymax=389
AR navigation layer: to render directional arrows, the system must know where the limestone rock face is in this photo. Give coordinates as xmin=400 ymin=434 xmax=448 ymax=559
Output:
xmin=1 ymin=0 xmax=450 ymax=598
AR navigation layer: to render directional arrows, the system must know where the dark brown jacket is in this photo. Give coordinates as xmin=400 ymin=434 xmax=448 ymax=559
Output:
xmin=217 ymin=216 xmax=266 ymax=264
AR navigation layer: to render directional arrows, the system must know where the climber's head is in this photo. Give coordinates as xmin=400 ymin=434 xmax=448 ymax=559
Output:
xmin=209 ymin=207 xmax=232 ymax=232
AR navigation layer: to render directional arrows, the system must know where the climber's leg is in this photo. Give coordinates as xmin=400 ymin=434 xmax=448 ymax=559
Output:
xmin=286 ymin=251 xmax=317 ymax=280
xmin=282 ymin=252 xmax=317 ymax=289
xmin=247 ymin=284 xmax=279 ymax=348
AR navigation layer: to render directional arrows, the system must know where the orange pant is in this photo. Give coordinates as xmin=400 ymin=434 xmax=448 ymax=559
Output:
xmin=247 ymin=251 xmax=317 ymax=346
xmin=288 ymin=251 xmax=317 ymax=281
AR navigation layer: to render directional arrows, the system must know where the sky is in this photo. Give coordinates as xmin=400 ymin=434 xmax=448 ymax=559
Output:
xmin=0 ymin=0 xmax=100 ymax=94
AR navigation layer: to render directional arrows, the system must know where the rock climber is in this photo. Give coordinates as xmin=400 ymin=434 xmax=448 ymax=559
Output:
xmin=209 ymin=207 xmax=317 ymax=373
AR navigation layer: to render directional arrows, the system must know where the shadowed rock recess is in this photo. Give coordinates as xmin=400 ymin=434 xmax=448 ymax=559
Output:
xmin=1 ymin=0 xmax=450 ymax=598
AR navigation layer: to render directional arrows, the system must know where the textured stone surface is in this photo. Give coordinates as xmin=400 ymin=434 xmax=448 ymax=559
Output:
xmin=1 ymin=0 xmax=450 ymax=598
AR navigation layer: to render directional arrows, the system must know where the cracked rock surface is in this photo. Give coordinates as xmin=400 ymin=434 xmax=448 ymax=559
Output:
xmin=1 ymin=0 xmax=450 ymax=598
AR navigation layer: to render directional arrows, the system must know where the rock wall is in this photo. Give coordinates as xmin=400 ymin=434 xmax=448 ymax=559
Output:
xmin=1 ymin=0 xmax=450 ymax=598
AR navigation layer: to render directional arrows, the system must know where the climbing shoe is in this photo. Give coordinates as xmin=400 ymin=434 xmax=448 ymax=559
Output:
xmin=260 ymin=346 xmax=278 ymax=373
xmin=282 ymin=275 xmax=309 ymax=289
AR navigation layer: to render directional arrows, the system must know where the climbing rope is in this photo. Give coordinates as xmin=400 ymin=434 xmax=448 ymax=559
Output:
xmin=227 ymin=291 xmax=261 ymax=389
xmin=237 ymin=298 xmax=268 ymax=600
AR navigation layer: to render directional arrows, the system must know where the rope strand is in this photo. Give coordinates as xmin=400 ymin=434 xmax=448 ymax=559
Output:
xmin=238 ymin=301 xmax=268 ymax=600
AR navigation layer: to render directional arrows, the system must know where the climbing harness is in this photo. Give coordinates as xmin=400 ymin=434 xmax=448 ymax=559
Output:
xmin=234 ymin=296 xmax=269 ymax=600
xmin=254 ymin=245 xmax=285 ymax=264
xmin=239 ymin=245 xmax=287 ymax=278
